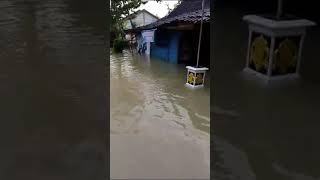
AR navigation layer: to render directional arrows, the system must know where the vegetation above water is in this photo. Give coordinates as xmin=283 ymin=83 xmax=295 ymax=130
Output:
xmin=110 ymin=0 xmax=147 ymax=53
xmin=110 ymin=0 xmax=163 ymax=53
xmin=112 ymin=38 xmax=128 ymax=53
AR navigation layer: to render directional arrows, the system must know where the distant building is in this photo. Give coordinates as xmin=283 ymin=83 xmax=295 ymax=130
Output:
xmin=127 ymin=0 xmax=210 ymax=67
xmin=123 ymin=9 xmax=159 ymax=50
xmin=123 ymin=9 xmax=159 ymax=30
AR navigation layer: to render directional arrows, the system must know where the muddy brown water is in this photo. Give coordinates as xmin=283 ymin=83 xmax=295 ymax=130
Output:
xmin=110 ymin=51 xmax=210 ymax=179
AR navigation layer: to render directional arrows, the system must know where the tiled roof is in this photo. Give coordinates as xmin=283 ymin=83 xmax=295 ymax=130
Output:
xmin=132 ymin=0 xmax=211 ymax=31
xmin=166 ymin=0 xmax=210 ymax=18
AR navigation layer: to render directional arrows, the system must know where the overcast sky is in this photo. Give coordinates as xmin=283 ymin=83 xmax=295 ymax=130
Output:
xmin=137 ymin=0 xmax=179 ymax=18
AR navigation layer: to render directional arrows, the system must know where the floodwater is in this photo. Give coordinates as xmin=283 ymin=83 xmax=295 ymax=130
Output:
xmin=212 ymin=7 xmax=320 ymax=180
xmin=110 ymin=51 xmax=210 ymax=179
xmin=0 ymin=0 xmax=107 ymax=179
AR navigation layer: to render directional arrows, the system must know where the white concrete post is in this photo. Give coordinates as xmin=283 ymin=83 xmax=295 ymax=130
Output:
xmin=246 ymin=29 xmax=252 ymax=68
xmin=296 ymin=32 xmax=306 ymax=74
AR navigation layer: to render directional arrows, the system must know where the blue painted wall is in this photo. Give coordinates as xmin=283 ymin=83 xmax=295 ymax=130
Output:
xmin=168 ymin=33 xmax=180 ymax=64
xmin=150 ymin=45 xmax=168 ymax=61
xmin=150 ymin=31 xmax=181 ymax=64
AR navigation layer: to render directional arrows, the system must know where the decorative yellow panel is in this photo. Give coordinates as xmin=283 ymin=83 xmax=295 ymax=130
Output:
xmin=250 ymin=35 xmax=270 ymax=74
xmin=187 ymin=72 xmax=195 ymax=85
xmin=195 ymin=73 xmax=204 ymax=85
xmin=273 ymin=37 xmax=299 ymax=75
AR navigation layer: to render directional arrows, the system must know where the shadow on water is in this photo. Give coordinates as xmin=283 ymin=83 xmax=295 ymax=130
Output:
xmin=213 ymin=6 xmax=320 ymax=180
xmin=0 ymin=0 xmax=107 ymax=179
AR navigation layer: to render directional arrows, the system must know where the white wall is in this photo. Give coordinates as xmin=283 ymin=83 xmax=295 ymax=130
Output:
xmin=125 ymin=11 xmax=158 ymax=29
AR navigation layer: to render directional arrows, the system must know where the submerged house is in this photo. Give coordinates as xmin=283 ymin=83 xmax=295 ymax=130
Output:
xmin=127 ymin=0 xmax=210 ymax=67
xmin=123 ymin=9 xmax=159 ymax=45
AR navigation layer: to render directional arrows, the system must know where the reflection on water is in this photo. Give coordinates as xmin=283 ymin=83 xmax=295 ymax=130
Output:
xmin=110 ymin=51 xmax=210 ymax=179
xmin=0 ymin=0 xmax=106 ymax=179
xmin=213 ymin=7 xmax=320 ymax=180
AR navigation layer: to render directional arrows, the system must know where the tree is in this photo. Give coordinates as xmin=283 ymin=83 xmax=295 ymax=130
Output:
xmin=110 ymin=0 xmax=163 ymax=52
xmin=110 ymin=0 xmax=164 ymax=36
xmin=111 ymin=0 xmax=147 ymax=39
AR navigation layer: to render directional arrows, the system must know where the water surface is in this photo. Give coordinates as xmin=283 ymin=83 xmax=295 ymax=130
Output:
xmin=110 ymin=51 xmax=210 ymax=179
xmin=0 ymin=1 xmax=107 ymax=179
xmin=212 ymin=7 xmax=320 ymax=180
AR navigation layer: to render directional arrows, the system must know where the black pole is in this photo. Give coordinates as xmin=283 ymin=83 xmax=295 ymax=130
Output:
xmin=276 ymin=0 xmax=283 ymax=20
xmin=196 ymin=0 xmax=205 ymax=67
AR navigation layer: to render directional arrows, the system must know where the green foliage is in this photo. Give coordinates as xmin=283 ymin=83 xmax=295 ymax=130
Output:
xmin=111 ymin=0 xmax=163 ymax=35
xmin=110 ymin=0 xmax=163 ymax=51
xmin=111 ymin=0 xmax=147 ymax=36
xmin=112 ymin=38 xmax=128 ymax=53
